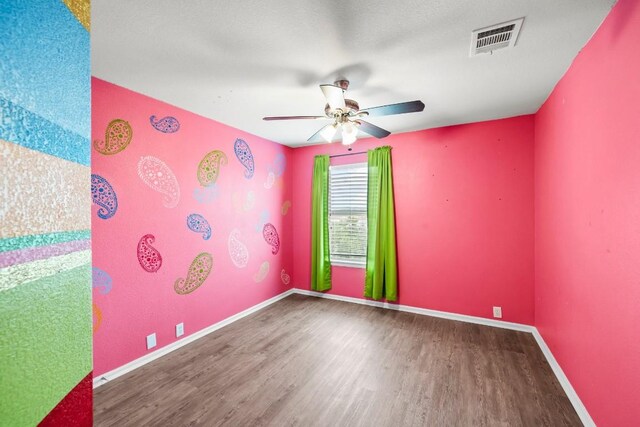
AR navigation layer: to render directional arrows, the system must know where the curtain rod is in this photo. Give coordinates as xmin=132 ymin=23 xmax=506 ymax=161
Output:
xmin=329 ymin=151 xmax=367 ymax=158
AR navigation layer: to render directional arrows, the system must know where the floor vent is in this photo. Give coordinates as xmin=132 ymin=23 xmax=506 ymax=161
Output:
xmin=470 ymin=18 xmax=524 ymax=57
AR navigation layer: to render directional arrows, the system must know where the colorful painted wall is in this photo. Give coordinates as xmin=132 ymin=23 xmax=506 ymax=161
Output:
xmin=92 ymin=78 xmax=293 ymax=376
xmin=0 ymin=1 xmax=92 ymax=426
xmin=534 ymin=0 xmax=640 ymax=424
xmin=291 ymin=115 xmax=535 ymax=324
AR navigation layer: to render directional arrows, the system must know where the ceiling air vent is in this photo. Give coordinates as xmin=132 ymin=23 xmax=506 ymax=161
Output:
xmin=470 ymin=18 xmax=524 ymax=57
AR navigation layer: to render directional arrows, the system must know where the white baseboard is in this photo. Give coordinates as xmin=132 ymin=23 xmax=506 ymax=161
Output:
xmin=93 ymin=289 xmax=295 ymax=388
xmin=93 ymin=286 xmax=595 ymax=426
xmin=292 ymin=289 xmax=535 ymax=332
xmin=294 ymin=288 xmax=594 ymax=426
xmin=532 ymin=330 xmax=595 ymax=426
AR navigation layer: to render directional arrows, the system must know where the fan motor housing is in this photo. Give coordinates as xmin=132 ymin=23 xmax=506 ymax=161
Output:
xmin=325 ymin=99 xmax=359 ymax=118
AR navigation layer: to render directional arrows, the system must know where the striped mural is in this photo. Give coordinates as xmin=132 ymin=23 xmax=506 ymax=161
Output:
xmin=0 ymin=1 xmax=92 ymax=425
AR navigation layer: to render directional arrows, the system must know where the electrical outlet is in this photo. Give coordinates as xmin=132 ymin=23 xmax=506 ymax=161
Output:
xmin=493 ymin=306 xmax=502 ymax=319
xmin=146 ymin=333 xmax=157 ymax=349
xmin=176 ymin=323 xmax=184 ymax=338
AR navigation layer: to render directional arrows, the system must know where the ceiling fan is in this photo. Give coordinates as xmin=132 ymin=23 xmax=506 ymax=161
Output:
xmin=263 ymin=80 xmax=425 ymax=145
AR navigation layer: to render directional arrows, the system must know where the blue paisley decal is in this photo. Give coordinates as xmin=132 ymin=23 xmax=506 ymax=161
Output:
xmin=234 ymin=138 xmax=255 ymax=179
xmin=186 ymin=213 xmax=212 ymax=240
xmin=91 ymin=174 xmax=118 ymax=219
xmin=150 ymin=115 xmax=181 ymax=133
xmin=255 ymin=209 xmax=270 ymax=232
xmin=92 ymin=267 xmax=112 ymax=294
xmin=271 ymin=152 xmax=286 ymax=177
xmin=192 ymin=184 xmax=219 ymax=204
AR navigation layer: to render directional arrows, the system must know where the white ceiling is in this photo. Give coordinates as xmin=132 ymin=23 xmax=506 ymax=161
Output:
xmin=92 ymin=0 xmax=615 ymax=147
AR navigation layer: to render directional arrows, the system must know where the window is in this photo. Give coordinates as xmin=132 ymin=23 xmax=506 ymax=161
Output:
xmin=329 ymin=162 xmax=367 ymax=267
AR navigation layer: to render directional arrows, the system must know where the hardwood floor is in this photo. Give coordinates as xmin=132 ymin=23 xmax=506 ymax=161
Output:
xmin=94 ymin=294 xmax=581 ymax=426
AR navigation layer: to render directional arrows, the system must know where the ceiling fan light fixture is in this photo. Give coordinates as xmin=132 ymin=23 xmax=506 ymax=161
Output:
xmin=320 ymin=123 xmax=338 ymax=142
xmin=342 ymin=132 xmax=357 ymax=146
xmin=341 ymin=127 xmax=356 ymax=146
xmin=342 ymin=120 xmax=356 ymax=135
xmin=341 ymin=121 xmax=358 ymax=145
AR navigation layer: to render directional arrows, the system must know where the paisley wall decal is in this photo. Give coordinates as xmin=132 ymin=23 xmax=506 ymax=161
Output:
xmin=93 ymin=303 xmax=103 ymax=335
xmin=91 ymin=174 xmax=118 ymax=219
xmin=198 ymin=150 xmax=227 ymax=187
xmin=281 ymin=200 xmax=291 ymax=215
xmin=228 ymin=229 xmax=249 ymax=268
xmin=270 ymin=152 xmax=286 ymax=177
xmin=253 ymin=261 xmax=269 ymax=283
xmin=186 ymin=213 xmax=212 ymax=240
xmin=263 ymin=223 xmax=280 ymax=255
xmin=255 ymin=209 xmax=270 ymax=232
xmin=137 ymin=234 xmax=163 ymax=272
xmin=149 ymin=115 xmax=180 ymax=133
xmin=233 ymin=138 xmax=255 ymax=179
xmin=281 ymin=269 xmax=291 ymax=285
xmin=174 ymin=252 xmax=213 ymax=295
xmin=264 ymin=171 xmax=275 ymax=189
xmin=92 ymin=267 xmax=112 ymax=295
xmin=137 ymin=155 xmax=181 ymax=208
xmin=94 ymin=119 xmax=133 ymax=155
xmin=193 ymin=184 xmax=219 ymax=204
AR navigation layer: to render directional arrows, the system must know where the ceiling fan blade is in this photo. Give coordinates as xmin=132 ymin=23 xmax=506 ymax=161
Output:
xmin=356 ymin=120 xmax=391 ymax=139
xmin=263 ymin=115 xmax=327 ymax=121
xmin=308 ymin=124 xmax=337 ymax=143
xmin=360 ymin=100 xmax=425 ymax=117
xmin=320 ymin=84 xmax=346 ymax=110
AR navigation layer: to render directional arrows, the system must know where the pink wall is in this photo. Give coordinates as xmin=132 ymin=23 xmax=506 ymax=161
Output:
xmin=292 ymin=115 xmax=535 ymax=324
xmin=92 ymin=78 xmax=293 ymax=376
xmin=534 ymin=0 xmax=640 ymax=424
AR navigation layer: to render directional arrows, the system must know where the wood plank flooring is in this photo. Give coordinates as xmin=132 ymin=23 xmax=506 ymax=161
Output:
xmin=94 ymin=294 xmax=581 ymax=426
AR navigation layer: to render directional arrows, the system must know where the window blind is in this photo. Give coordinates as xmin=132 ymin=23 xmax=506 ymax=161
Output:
xmin=329 ymin=162 xmax=367 ymax=267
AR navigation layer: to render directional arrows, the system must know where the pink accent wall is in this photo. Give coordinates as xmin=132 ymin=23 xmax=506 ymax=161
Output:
xmin=291 ymin=115 xmax=535 ymax=324
xmin=92 ymin=78 xmax=293 ymax=376
xmin=534 ymin=0 xmax=640 ymax=424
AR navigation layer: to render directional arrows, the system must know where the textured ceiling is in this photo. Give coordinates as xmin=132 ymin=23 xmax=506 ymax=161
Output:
xmin=92 ymin=0 xmax=615 ymax=147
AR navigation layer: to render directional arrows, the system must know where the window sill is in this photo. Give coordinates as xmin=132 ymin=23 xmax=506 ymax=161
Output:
xmin=331 ymin=262 xmax=365 ymax=269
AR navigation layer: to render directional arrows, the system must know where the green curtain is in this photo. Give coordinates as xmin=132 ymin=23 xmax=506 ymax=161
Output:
xmin=311 ymin=155 xmax=332 ymax=291
xmin=365 ymin=146 xmax=398 ymax=301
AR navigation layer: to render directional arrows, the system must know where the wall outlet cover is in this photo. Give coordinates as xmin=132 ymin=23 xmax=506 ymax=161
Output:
xmin=176 ymin=323 xmax=184 ymax=337
xmin=493 ymin=306 xmax=503 ymax=318
xmin=146 ymin=333 xmax=157 ymax=349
